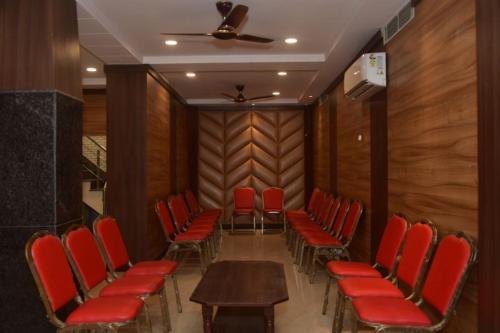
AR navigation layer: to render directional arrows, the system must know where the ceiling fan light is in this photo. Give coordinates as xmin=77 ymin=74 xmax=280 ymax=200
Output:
xmin=186 ymin=72 xmax=196 ymax=78
xmin=86 ymin=67 xmax=97 ymax=72
xmin=285 ymin=38 xmax=298 ymax=44
xmin=272 ymin=91 xmax=280 ymax=96
xmin=277 ymin=71 xmax=287 ymax=76
xmin=165 ymin=40 xmax=178 ymax=46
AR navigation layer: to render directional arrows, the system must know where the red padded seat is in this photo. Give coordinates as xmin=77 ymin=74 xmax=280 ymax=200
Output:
xmin=124 ymin=261 xmax=178 ymax=277
xmin=233 ymin=208 xmax=254 ymax=215
xmin=303 ymin=235 xmax=342 ymax=246
xmin=338 ymin=278 xmax=404 ymax=298
xmin=66 ymin=296 xmax=144 ymax=325
xmin=175 ymin=232 xmax=209 ymax=241
xmin=99 ymin=275 xmax=164 ymax=297
xmin=326 ymin=261 xmax=382 ymax=278
xmin=352 ymin=297 xmax=432 ymax=326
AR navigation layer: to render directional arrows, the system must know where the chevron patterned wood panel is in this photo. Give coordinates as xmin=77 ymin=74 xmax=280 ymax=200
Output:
xmin=198 ymin=109 xmax=305 ymax=224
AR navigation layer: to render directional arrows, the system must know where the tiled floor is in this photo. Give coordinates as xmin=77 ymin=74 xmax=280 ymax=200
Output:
xmin=135 ymin=232 xmax=356 ymax=332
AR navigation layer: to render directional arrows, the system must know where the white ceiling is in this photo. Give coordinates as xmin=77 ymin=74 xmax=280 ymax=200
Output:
xmin=77 ymin=0 xmax=407 ymax=105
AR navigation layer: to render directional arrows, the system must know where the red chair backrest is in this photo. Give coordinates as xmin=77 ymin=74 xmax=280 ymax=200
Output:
xmin=395 ymin=221 xmax=436 ymax=289
xmin=307 ymin=188 xmax=322 ymax=213
xmin=311 ymin=190 xmax=324 ymax=217
xmin=169 ymin=195 xmax=191 ymax=230
xmin=316 ymin=193 xmax=334 ymax=224
xmin=28 ymin=233 xmax=78 ymax=311
xmin=63 ymin=226 xmax=108 ymax=291
xmin=94 ymin=217 xmax=130 ymax=271
xmin=155 ymin=200 xmax=177 ymax=236
xmin=262 ymin=187 xmax=284 ymax=212
xmin=185 ymin=190 xmax=199 ymax=215
xmin=339 ymin=200 xmax=363 ymax=241
xmin=421 ymin=234 xmax=475 ymax=315
xmin=233 ymin=187 xmax=256 ymax=210
xmin=375 ymin=214 xmax=409 ymax=272
xmin=324 ymin=197 xmax=341 ymax=231
xmin=331 ymin=199 xmax=350 ymax=237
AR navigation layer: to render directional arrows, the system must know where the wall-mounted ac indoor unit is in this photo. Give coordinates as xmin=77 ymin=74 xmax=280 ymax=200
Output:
xmin=344 ymin=52 xmax=386 ymax=101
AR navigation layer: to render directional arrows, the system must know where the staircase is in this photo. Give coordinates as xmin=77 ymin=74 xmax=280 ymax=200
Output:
xmin=82 ymin=136 xmax=107 ymax=220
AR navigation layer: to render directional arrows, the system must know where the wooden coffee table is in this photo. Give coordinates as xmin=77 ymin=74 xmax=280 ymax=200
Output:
xmin=190 ymin=260 xmax=289 ymax=333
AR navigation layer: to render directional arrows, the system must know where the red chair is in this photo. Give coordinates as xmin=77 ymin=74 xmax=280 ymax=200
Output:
xmin=231 ymin=187 xmax=256 ymax=233
xmin=350 ymin=232 xmax=477 ymax=333
xmin=332 ymin=220 xmax=437 ymax=333
xmin=156 ymin=199 xmax=211 ymax=273
xmin=322 ymin=214 xmax=410 ymax=314
xmin=25 ymin=231 xmax=147 ymax=332
xmin=286 ymin=187 xmax=323 ymax=222
xmin=303 ymin=200 xmax=364 ymax=283
xmin=261 ymin=187 xmax=285 ymax=233
xmin=168 ymin=195 xmax=217 ymax=259
xmin=93 ymin=216 xmax=182 ymax=313
xmin=62 ymin=225 xmax=172 ymax=332
xmin=185 ymin=189 xmax=221 ymax=220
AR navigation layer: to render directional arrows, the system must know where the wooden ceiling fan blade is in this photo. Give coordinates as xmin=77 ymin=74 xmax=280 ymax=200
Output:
xmin=219 ymin=4 xmax=248 ymax=29
xmin=221 ymin=93 xmax=237 ymax=100
xmin=236 ymin=34 xmax=274 ymax=43
xmin=248 ymin=95 xmax=275 ymax=101
xmin=160 ymin=33 xmax=212 ymax=36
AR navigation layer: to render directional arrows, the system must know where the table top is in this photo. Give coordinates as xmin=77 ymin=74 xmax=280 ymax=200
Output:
xmin=190 ymin=260 xmax=289 ymax=307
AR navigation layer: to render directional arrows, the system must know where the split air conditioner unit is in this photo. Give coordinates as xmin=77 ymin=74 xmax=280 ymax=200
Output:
xmin=344 ymin=52 xmax=386 ymax=101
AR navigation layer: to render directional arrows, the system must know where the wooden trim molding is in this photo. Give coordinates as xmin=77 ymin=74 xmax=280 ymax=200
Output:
xmin=477 ymin=0 xmax=500 ymax=331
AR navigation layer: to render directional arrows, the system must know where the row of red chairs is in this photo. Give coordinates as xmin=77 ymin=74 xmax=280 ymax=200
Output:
xmin=285 ymin=188 xmax=364 ymax=283
xmin=26 ymin=220 xmax=178 ymax=332
xmin=288 ymin=189 xmax=478 ymax=333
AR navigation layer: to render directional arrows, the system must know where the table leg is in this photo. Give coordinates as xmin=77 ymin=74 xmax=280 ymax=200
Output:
xmin=263 ymin=306 xmax=274 ymax=333
xmin=202 ymin=305 xmax=213 ymax=333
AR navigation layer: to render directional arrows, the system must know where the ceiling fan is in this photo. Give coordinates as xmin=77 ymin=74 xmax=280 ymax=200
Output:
xmin=222 ymin=85 xmax=275 ymax=103
xmin=160 ymin=1 xmax=274 ymax=44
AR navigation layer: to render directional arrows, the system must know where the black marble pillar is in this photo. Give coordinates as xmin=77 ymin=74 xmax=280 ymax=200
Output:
xmin=0 ymin=91 xmax=82 ymax=332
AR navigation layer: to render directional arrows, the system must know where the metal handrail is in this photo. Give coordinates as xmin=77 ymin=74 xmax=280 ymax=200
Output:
xmin=85 ymin=136 xmax=106 ymax=152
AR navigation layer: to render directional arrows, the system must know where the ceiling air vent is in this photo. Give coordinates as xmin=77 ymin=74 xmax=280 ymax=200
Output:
xmin=382 ymin=0 xmax=415 ymax=44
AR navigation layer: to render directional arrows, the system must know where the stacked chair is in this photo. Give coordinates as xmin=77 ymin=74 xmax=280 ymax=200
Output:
xmin=26 ymin=232 xmax=148 ymax=332
xmin=231 ymin=187 xmax=257 ymax=232
xmin=261 ymin=187 xmax=286 ymax=233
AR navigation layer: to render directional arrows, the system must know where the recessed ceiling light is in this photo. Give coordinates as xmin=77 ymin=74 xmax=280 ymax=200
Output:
xmin=285 ymin=38 xmax=298 ymax=44
xmin=277 ymin=71 xmax=287 ymax=76
xmin=272 ymin=91 xmax=280 ymax=96
xmin=186 ymin=72 xmax=196 ymax=78
xmin=308 ymin=95 xmax=313 ymax=98
xmin=165 ymin=40 xmax=178 ymax=46
xmin=86 ymin=67 xmax=97 ymax=72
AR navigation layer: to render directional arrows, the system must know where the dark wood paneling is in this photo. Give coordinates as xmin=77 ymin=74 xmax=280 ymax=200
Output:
xmin=386 ymin=0 xmax=477 ymax=331
xmin=83 ymin=90 xmax=106 ymax=135
xmin=477 ymin=0 xmax=500 ymax=331
xmin=304 ymin=105 xmax=314 ymax=205
xmin=105 ymin=68 xmax=148 ymax=262
xmin=313 ymin=98 xmax=331 ymax=191
xmin=146 ymin=74 xmax=171 ymax=259
xmin=0 ymin=0 xmax=81 ymax=99
xmin=328 ymin=93 xmax=338 ymax=194
xmin=175 ymin=102 xmax=191 ymax=192
xmin=188 ymin=107 xmax=199 ymax=194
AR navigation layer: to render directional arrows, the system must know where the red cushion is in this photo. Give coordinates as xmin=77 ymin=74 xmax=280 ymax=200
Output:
xmin=233 ymin=187 xmax=256 ymax=210
xmin=31 ymin=234 xmax=78 ymax=311
xmin=124 ymin=260 xmax=177 ymax=277
xmin=375 ymin=215 xmax=408 ymax=271
xmin=338 ymin=278 xmax=404 ymax=298
xmin=187 ymin=225 xmax=214 ymax=233
xmin=304 ymin=235 xmax=342 ymax=246
xmin=233 ymin=208 xmax=254 ymax=215
xmin=156 ymin=200 xmax=176 ymax=235
xmin=191 ymin=218 xmax=216 ymax=225
xmin=326 ymin=261 xmax=382 ymax=278
xmin=66 ymin=296 xmax=143 ymax=325
xmin=262 ymin=188 xmax=284 ymax=211
xmin=94 ymin=217 xmax=130 ymax=270
xmin=352 ymin=297 xmax=431 ymax=326
xmin=175 ymin=232 xmax=208 ymax=241
xmin=99 ymin=275 xmax=164 ymax=297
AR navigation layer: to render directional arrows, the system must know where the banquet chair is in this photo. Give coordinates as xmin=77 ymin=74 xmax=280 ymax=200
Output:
xmin=25 ymin=231 xmax=147 ymax=333
xmin=261 ymin=187 xmax=285 ymax=233
xmin=231 ymin=187 xmax=257 ymax=233
xmin=350 ymin=232 xmax=477 ymax=333
xmin=332 ymin=219 xmax=437 ymax=333
xmin=185 ymin=189 xmax=222 ymax=220
xmin=62 ymin=225 xmax=172 ymax=332
xmin=93 ymin=216 xmax=182 ymax=313
xmin=156 ymin=199 xmax=210 ymax=273
xmin=322 ymin=213 xmax=410 ymax=314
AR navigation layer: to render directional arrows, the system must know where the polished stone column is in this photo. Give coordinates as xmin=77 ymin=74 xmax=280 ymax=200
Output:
xmin=0 ymin=0 xmax=82 ymax=331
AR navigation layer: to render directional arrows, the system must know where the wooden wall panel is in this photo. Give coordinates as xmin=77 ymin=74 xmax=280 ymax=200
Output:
xmin=335 ymin=85 xmax=372 ymax=262
xmin=313 ymin=99 xmax=331 ymax=191
xmin=386 ymin=0 xmax=477 ymax=331
xmin=83 ymin=90 xmax=106 ymax=135
xmin=175 ymin=102 xmax=190 ymax=192
xmin=146 ymin=74 xmax=171 ymax=259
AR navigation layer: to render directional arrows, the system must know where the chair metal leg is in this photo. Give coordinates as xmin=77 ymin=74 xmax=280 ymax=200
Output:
xmin=261 ymin=215 xmax=264 ymax=234
xmin=309 ymin=248 xmax=319 ymax=283
xmin=322 ymin=276 xmax=332 ymax=315
xmin=351 ymin=310 xmax=359 ymax=333
xmin=171 ymin=274 xmax=182 ymax=313
xmin=231 ymin=215 xmax=234 ymax=233
xmin=143 ymin=303 xmax=153 ymax=333
xmin=298 ymin=242 xmax=306 ymax=271
xmin=159 ymin=289 xmax=172 ymax=332
xmin=254 ymin=215 xmax=257 ymax=233
xmin=335 ymin=294 xmax=347 ymax=333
